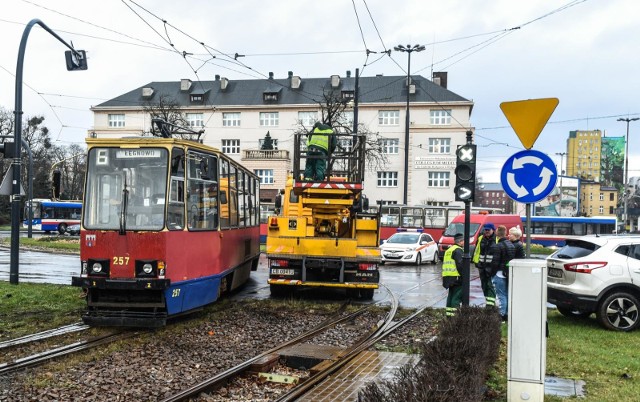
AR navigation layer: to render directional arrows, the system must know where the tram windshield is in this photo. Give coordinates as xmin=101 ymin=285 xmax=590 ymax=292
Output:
xmin=83 ymin=147 xmax=169 ymax=231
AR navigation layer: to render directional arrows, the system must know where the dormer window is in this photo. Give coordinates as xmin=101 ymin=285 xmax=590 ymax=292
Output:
xmin=190 ymin=94 xmax=203 ymax=103
xmin=263 ymin=92 xmax=279 ymax=101
xmin=341 ymin=90 xmax=354 ymax=100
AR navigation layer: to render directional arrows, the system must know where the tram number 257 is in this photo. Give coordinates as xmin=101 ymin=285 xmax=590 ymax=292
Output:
xmin=171 ymin=289 xmax=181 ymax=298
xmin=112 ymin=256 xmax=130 ymax=265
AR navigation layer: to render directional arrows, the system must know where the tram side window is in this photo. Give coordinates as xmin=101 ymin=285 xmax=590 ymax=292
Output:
xmin=229 ymin=164 xmax=238 ymax=227
xmin=237 ymin=171 xmax=246 ymax=227
xmin=168 ymin=148 xmax=185 ymax=230
xmin=187 ymin=152 xmax=218 ymax=231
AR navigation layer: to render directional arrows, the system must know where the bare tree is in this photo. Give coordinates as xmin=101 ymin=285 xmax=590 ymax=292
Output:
xmin=292 ymin=89 xmax=388 ymax=173
xmin=143 ymin=94 xmax=195 ymax=139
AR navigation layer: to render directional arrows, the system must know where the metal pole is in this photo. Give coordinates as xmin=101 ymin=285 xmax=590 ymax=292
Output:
xmin=618 ymin=118 xmax=639 ymax=232
xmin=21 ymin=139 xmax=33 ymax=238
xmin=403 ymin=51 xmax=411 ymax=205
xmin=10 ymin=19 xmax=86 ymax=284
xmin=352 ymin=68 xmax=359 ymax=134
xmin=462 ymin=200 xmax=471 ymax=306
xmin=525 ymin=203 xmax=531 ymax=257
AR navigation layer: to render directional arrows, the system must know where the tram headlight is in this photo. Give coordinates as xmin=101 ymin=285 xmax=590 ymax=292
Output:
xmin=92 ymin=262 xmax=103 ymax=273
xmin=142 ymin=263 xmax=153 ymax=274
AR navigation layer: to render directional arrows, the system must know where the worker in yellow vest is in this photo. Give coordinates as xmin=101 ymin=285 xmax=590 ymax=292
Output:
xmin=304 ymin=122 xmax=336 ymax=181
xmin=472 ymin=223 xmax=497 ymax=307
xmin=442 ymin=233 xmax=465 ymax=317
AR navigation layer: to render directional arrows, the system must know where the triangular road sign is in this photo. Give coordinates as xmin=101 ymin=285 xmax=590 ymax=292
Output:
xmin=0 ymin=166 xmax=25 ymax=196
xmin=500 ymin=98 xmax=559 ymax=149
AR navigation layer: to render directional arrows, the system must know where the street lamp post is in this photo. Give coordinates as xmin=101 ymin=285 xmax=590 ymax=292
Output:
xmin=618 ymin=117 xmax=639 ymax=232
xmin=556 ymin=152 xmax=566 ymax=212
xmin=394 ymin=44 xmax=425 ymax=205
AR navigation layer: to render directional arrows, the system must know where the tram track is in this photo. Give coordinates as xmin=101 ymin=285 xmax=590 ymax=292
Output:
xmin=0 ymin=322 xmax=89 ymax=351
xmin=161 ymin=287 xmax=400 ymax=402
xmin=0 ymin=330 xmax=140 ymax=376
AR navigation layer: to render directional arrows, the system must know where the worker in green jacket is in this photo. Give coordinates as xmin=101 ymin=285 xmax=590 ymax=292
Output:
xmin=472 ymin=223 xmax=497 ymax=307
xmin=443 ymin=233 xmax=465 ymax=317
xmin=303 ymin=122 xmax=336 ymax=181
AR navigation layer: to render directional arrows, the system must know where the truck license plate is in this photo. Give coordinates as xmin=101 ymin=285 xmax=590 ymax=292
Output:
xmin=271 ymin=269 xmax=294 ymax=275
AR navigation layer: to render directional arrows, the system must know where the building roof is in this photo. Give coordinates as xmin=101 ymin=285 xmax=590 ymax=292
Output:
xmin=95 ymin=73 xmax=470 ymax=109
xmin=480 ymin=183 xmax=504 ymax=192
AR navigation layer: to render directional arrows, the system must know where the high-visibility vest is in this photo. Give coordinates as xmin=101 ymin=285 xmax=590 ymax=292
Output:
xmin=472 ymin=235 xmax=497 ymax=264
xmin=308 ymin=126 xmax=333 ymax=152
xmin=442 ymin=244 xmax=461 ymax=277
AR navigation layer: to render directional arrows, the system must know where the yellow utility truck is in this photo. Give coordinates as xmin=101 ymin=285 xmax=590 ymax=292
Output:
xmin=266 ymin=132 xmax=381 ymax=299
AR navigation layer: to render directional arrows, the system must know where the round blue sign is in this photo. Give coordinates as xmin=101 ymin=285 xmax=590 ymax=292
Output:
xmin=500 ymin=149 xmax=558 ymax=203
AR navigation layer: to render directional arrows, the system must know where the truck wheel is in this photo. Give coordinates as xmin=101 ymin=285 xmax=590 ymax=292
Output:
xmin=270 ymin=284 xmax=292 ymax=298
xmin=360 ymin=289 xmax=374 ymax=300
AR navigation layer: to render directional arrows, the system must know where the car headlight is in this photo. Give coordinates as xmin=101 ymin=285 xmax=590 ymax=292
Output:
xmin=92 ymin=262 xmax=103 ymax=273
xmin=406 ymin=247 xmax=416 ymax=252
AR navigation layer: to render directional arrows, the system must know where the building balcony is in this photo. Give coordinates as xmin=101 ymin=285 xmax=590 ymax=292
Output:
xmin=242 ymin=149 xmax=290 ymax=160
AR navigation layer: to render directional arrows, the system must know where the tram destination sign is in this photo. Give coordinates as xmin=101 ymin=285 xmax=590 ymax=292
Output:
xmin=116 ymin=149 xmax=163 ymax=158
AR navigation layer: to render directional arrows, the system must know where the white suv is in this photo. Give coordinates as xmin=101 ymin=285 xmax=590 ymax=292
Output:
xmin=547 ymin=235 xmax=640 ymax=331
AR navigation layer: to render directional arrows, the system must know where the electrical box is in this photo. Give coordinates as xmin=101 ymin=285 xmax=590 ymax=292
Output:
xmin=507 ymin=259 xmax=547 ymax=401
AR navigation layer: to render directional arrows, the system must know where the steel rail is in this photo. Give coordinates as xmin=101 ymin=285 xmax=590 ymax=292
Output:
xmin=0 ymin=323 xmax=89 ymax=350
xmin=161 ymin=301 xmax=379 ymax=402
xmin=0 ymin=331 xmax=138 ymax=375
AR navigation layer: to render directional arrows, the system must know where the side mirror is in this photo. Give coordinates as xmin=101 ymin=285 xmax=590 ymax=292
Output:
xmin=275 ymin=193 xmax=282 ymax=209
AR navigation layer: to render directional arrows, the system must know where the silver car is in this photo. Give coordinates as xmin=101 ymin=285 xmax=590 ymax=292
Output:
xmin=547 ymin=235 xmax=640 ymax=331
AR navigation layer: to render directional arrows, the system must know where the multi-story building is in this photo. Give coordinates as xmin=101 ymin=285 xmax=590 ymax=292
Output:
xmin=90 ymin=71 xmax=474 ymax=205
xmin=566 ymin=130 xmax=602 ymax=181
xmin=580 ymin=182 xmax=618 ymax=217
xmin=475 ymin=182 xmax=512 ymax=213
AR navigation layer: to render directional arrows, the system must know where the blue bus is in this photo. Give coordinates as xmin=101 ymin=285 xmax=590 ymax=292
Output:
xmin=522 ymin=215 xmax=617 ymax=247
xmin=23 ymin=199 xmax=82 ymax=234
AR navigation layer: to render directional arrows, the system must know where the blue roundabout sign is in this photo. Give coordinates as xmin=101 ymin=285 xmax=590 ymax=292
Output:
xmin=500 ymin=149 xmax=557 ymax=203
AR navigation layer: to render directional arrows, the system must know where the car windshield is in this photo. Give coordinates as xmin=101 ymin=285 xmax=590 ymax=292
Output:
xmin=552 ymin=239 xmax=600 ymax=259
xmin=387 ymin=233 xmax=420 ymax=244
xmin=444 ymin=223 xmax=481 ymax=236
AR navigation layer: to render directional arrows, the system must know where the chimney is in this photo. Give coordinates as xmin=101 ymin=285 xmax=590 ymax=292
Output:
xmin=291 ymin=76 xmax=301 ymax=89
xmin=330 ymin=74 xmax=340 ymax=88
xmin=215 ymin=74 xmax=220 ymax=81
xmin=346 ymin=70 xmax=351 ymax=77
xmin=269 ymin=72 xmax=274 ymax=80
xmin=221 ymin=77 xmax=229 ymax=91
xmin=288 ymin=71 xmax=293 ymax=79
xmin=180 ymin=79 xmax=192 ymax=91
xmin=432 ymin=72 xmax=448 ymax=89
xmin=141 ymin=87 xmax=154 ymax=98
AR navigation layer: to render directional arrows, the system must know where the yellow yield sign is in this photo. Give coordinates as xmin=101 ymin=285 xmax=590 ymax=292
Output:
xmin=500 ymin=98 xmax=559 ymax=149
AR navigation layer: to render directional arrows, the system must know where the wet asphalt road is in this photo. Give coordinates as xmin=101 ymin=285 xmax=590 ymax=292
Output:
xmin=0 ymin=248 xmax=490 ymax=309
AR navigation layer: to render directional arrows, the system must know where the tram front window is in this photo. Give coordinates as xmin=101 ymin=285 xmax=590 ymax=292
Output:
xmin=84 ymin=147 xmax=169 ymax=231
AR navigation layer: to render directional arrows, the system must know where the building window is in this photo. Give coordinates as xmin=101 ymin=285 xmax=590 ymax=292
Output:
xmin=254 ymin=169 xmax=274 ymax=184
xmin=108 ymin=114 xmax=125 ymax=128
xmin=380 ymin=138 xmax=399 ymax=154
xmin=263 ymin=92 xmax=278 ymax=101
xmin=428 ymin=138 xmax=451 ymax=154
xmin=222 ymin=113 xmax=241 ymax=127
xmin=222 ymin=139 xmax=240 ymax=154
xmin=260 ymin=112 xmax=279 ymax=127
xmin=610 ymin=193 xmax=615 ymax=201
xmin=190 ymin=94 xmax=203 ymax=103
xmin=428 ymin=172 xmax=450 ymax=187
xmin=377 ymin=171 xmax=398 ymax=187
xmin=298 ymin=111 xmax=318 ymax=127
xmin=341 ymin=90 xmax=354 ymax=100
xmin=186 ymin=113 xmax=203 ymax=127
xmin=339 ymin=111 xmax=354 ymax=126
xmin=599 ymin=193 xmax=604 ymax=201
xmin=430 ymin=109 xmax=451 ymax=125
xmin=338 ymin=138 xmax=353 ymax=152
xmin=378 ymin=110 xmax=400 ymax=126
xmin=599 ymin=205 xmax=604 ymax=214
xmin=610 ymin=206 xmax=614 ymax=214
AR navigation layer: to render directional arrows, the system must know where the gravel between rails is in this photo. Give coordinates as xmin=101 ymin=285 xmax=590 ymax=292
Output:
xmin=0 ymin=301 xmax=443 ymax=402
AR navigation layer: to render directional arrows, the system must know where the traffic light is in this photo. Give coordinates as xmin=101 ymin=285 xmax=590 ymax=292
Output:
xmin=0 ymin=142 xmax=16 ymax=158
xmin=65 ymin=50 xmax=88 ymax=71
xmin=52 ymin=169 xmax=62 ymax=199
xmin=454 ymin=144 xmax=477 ymax=202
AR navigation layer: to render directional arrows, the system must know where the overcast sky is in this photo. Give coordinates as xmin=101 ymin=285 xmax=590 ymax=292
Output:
xmin=1 ymin=0 xmax=638 ymax=184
